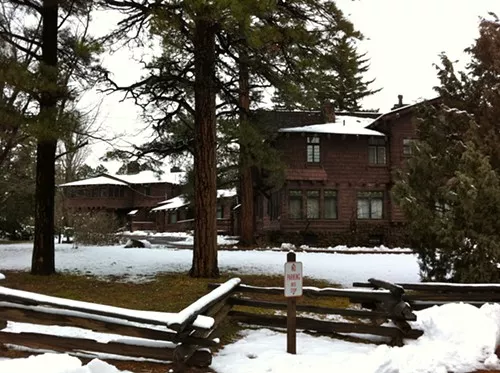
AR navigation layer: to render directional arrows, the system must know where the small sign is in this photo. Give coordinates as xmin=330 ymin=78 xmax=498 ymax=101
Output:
xmin=284 ymin=261 xmax=303 ymax=297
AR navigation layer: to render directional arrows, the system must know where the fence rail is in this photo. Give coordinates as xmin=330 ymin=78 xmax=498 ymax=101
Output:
xmin=210 ymin=280 xmax=421 ymax=346
xmin=353 ymin=278 xmax=500 ymax=310
xmin=2 ymin=272 xmax=499 ymax=371
xmin=0 ymin=277 xmax=240 ymax=370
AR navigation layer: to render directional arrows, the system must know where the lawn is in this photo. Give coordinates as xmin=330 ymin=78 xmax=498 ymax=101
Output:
xmin=0 ymin=244 xmax=499 ymax=373
xmin=0 ymin=270 xmax=348 ymax=372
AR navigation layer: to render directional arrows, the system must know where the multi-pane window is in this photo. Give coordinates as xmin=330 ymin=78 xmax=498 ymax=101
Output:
xmin=216 ymin=205 xmax=224 ymax=219
xmin=268 ymin=191 xmax=281 ymax=220
xmin=306 ymin=190 xmax=320 ymax=219
xmin=403 ymin=138 xmax=415 ymax=156
xmin=357 ymin=191 xmax=384 ymax=219
xmin=169 ymin=211 xmax=178 ymax=224
xmin=99 ymin=187 xmax=107 ymax=198
xmin=108 ymin=186 xmax=124 ymax=198
xmin=307 ymin=136 xmax=320 ymax=163
xmin=324 ymin=190 xmax=338 ymax=219
xmin=368 ymin=137 xmax=386 ymax=165
xmin=288 ymin=190 xmax=303 ymax=219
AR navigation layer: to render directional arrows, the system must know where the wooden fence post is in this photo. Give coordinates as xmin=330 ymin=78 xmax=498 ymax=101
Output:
xmin=285 ymin=251 xmax=302 ymax=354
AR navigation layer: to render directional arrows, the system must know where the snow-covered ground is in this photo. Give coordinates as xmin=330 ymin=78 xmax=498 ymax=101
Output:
xmin=0 ymin=242 xmax=419 ymax=286
xmin=1 ymin=241 xmax=499 ymax=373
xmin=0 ymin=354 xmax=130 ymax=373
xmin=214 ymin=302 xmax=500 ymax=373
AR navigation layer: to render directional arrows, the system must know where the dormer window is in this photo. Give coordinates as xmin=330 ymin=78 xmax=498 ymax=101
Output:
xmin=307 ymin=136 xmax=320 ymax=163
xmin=368 ymin=137 xmax=386 ymax=165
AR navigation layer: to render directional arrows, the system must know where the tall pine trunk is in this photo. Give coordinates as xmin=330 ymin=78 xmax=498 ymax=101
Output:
xmin=238 ymin=51 xmax=255 ymax=247
xmin=190 ymin=18 xmax=219 ymax=278
xmin=31 ymin=0 xmax=58 ymax=275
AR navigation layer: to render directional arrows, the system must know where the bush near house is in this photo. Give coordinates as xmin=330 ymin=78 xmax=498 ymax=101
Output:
xmin=72 ymin=211 xmax=120 ymax=246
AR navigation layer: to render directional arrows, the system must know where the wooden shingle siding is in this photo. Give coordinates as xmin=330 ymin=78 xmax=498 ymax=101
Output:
xmin=256 ymin=103 xmax=433 ymax=245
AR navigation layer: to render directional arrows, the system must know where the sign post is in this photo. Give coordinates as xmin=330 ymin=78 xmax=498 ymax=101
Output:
xmin=284 ymin=251 xmax=303 ymax=354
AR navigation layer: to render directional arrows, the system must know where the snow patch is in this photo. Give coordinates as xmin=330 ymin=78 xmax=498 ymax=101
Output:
xmin=0 ymin=353 xmax=131 ymax=373
xmin=213 ymin=303 xmax=500 ymax=373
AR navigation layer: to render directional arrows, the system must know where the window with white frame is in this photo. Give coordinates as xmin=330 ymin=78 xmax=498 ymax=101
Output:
xmin=357 ymin=191 xmax=384 ymax=219
xmin=307 ymin=136 xmax=320 ymax=163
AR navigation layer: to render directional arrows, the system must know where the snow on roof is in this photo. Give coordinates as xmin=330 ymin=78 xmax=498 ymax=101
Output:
xmin=278 ymin=115 xmax=384 ymax=137
xmin=217 ymin=188 xmax=237 ymax=198
xmin=116 ymin=170 xmax=184 ymax=185
xmin=59 ymin=170 xmax=185 ymax=187
xmin=127 ymin=210 xmax=138 ymax=216
xmin=59 ymin=175 xmax=128 ymax=187
xmin=368 ymin=96 xmax=441 ymax=129
xmin=151 ymin=196 xmax=188 ymax=212
xmin=152 ymin=189 xmax=236 ymax=212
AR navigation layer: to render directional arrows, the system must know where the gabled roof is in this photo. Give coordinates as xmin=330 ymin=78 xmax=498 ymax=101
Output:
xmin=59 ymin=175 xmax=128 ymax=187
xmin=59 ymin=170 xmax=185 ymax=187
xmin=279 ymin=115 xmax=385 ymax=137
xmin=252 ymin=109 xmax=380 ymax=131
xmin=151 ymin=196 xmax=188 ymax=212
xmin=367 ymin=97 xmax=441 ymax=129
xmin=152 ymin=188 xmax=237 ymax=212
xmin=217 ymin=188 xmax=237 ymax=198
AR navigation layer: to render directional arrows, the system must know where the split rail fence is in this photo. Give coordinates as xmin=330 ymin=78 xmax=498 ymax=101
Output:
xmin=210 ymin=278 xmax=423 ymax=346
xmin=1 ymin=275 xmax=500 ymax=370
xmin=353 ymin=279 xmax=500 ymax=310
xmin=0 ymin=277 xmax=240 ymax=370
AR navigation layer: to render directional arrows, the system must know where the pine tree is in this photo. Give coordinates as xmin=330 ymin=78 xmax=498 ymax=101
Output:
xmin=272 ymin=34 xmax=379 ymax=111
xmin=103 ymin=0 xmax=369 ymax=259
xmin=0 ymin=1 xmax=104 ymax=274
xmin=393 ymin=16 xmax=500 ymax=282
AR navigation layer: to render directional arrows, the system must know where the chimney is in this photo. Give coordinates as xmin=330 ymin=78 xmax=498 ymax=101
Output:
xmin=321 ymin=101 xmax=336 ymax=123
xmin=391 ymin=94 xmax=406 ymax=110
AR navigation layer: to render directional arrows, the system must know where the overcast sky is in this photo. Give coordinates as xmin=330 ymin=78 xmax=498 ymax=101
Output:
xmin=85 ymin=0 xmax=500 ymax=169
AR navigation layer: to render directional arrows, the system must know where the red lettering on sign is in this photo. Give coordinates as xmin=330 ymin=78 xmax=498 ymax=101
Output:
xmin=286 ymin=274 xmax=301 ymax=281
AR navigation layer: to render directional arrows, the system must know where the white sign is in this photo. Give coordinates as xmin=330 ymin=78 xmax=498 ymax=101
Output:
xmin=284 ymin=261 xmax=303 ymax=297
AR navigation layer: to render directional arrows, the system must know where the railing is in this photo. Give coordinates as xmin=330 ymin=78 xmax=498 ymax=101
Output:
xmin=353 ymin=279 xmax=500 ymax=310
xmin=0 ymin=277 xmax=240 ymax=370
xmin=209 ymin=278 xmax=423 ymax=346
xmin=3 ymin=273 xmax=497 ymax=370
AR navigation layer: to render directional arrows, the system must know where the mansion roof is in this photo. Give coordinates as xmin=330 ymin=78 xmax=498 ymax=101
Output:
xmin=59 ymin=170 xmax=185 ymax=187
xmin=279 ymin=115 xmax=385 ymax=137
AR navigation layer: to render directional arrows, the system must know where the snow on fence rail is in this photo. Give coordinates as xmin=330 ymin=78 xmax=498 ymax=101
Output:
xmin=209 ymin=279 xmax=422 ymax=346
xmin=353 ymin=278 xmax=500 ymax=310
xmin=0 ymin=277 xmax=239 ymax=369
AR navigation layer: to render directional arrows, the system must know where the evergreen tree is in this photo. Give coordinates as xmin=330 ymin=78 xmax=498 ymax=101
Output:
xmin=76 ymin=164 xmax=109 ymax=179
xmin=103 ymin=0 xmax=368 ymax=261
xmin=0 ymin=1 xmax=104 ymax=274
xmin=272 ymin=34 xmax=379 ymax=111
xmin=0 ymin=138 xmax=36 ymax=240
xmin=393 ymin=16 xmax=500 ymax=282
